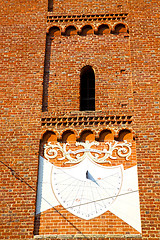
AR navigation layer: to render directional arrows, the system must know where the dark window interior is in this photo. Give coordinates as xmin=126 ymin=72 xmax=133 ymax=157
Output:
xmin=80 ymin=66 xmax=95 ymax=111
xmin=48 ymin=0 xmax=53 ymax=11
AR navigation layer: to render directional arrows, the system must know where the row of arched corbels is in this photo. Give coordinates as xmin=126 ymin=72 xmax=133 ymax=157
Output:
xmin=41 ymin=128 xmax=135 ymax=143
xmin=47 ymin=23 xmax=129 ymax=37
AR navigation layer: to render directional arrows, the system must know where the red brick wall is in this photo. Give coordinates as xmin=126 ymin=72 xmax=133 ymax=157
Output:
xmin=128 ymin=0 xmax=160 ymax=239
xmin=0 ymin=0 xmax=159 ymax=239
xmin=0 ymin=0 xmax=47 ymax=239
xmin=51 ymin=0 xmax=128 ymax=15
xmin=47 ymin=33 xmax=133 ymax=112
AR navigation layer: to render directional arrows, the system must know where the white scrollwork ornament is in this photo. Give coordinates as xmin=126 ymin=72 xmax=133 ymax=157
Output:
xmin=44 ymin=140 xmax=132 ymax=164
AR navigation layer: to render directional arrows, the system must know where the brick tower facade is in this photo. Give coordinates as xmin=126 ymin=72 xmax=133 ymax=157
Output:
xmin=0 ymin=0 xmax=159 ymax=240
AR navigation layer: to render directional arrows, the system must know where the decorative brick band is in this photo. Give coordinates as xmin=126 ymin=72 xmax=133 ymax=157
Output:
xmin=41 ymin=115 xmax=132 ymax=127
xmin=47 ymin=13 xmax=128 ymax=23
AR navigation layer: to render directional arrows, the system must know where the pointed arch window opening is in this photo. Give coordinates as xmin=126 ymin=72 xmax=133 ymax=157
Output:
xmin=80 ymin=66 xmax=95 ymax=111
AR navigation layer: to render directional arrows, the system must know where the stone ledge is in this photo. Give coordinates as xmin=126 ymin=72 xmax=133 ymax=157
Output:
xmin=34 ymin=234 xmax=142 ymax=239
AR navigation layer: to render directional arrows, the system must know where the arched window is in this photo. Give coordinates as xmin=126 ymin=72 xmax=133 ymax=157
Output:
xmin=62 ymin=130 xmax=76 ymax=143
xmin=80 ymin=66 xmax=95 ymax=111
xmin=97 ymin=24 xmax=110 ymax=35
xmin=80 ymin=25 xmax=94 ymax=36
xmin=49 ymin=26 xmax=61 ymax=37
xmin=114 ymin=24 xmax=128 ymax=34
xmin=80 ymin=130 xmax=95 ymax=142
xmin=65 ymin=26 xmax=77 ymax=36
xmin=117 ymin=129 xmax=133 ymax=141
xmin=99 ymin=129 xmax=114 ymax=141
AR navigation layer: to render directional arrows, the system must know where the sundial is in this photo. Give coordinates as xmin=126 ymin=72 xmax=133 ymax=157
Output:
xmin=51 ymin=158 xmax=123 ymax=220
xmin=36 ymin=140 xmax=141 ymax=232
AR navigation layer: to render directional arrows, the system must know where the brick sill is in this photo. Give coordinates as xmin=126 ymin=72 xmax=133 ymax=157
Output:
xmin=34 ymin=234 xmax=142 ymax=239
xmin=42 ymin=109 xmax=134 ymax=118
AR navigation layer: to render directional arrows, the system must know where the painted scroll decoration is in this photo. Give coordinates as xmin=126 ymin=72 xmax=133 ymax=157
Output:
xmin=44 ymin=140 xmax=132 ymax=164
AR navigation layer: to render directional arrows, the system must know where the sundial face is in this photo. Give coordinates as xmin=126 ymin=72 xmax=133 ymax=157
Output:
xmin=51 ymin=158 xmax=123 ymax=220
xmin=36 ymin=140 xmax=141 ymax=233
